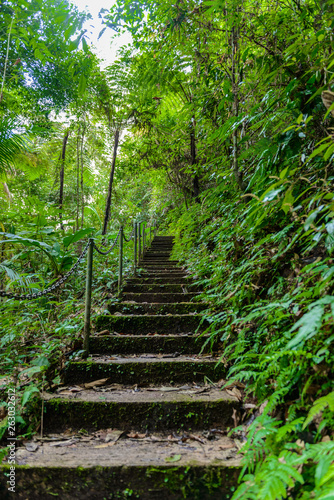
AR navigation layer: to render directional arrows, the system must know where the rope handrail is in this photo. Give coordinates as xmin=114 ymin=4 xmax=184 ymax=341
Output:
xmin=93 ymin=228 xmax=121 ymax=255
xmin=1 ymin=220 xmax=157 ymax=355
xmin=123 ymin=226 xmax=135 ymax=243
xmin=0 ymin=240 xmax=90 ymax=300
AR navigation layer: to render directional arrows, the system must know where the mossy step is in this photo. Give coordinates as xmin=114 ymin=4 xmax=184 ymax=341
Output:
xmin=107 ymin=302 xmax=207 ymax=315
xmin=2 ymin=456 xmax=240 ymax=500
xmin=138 ymin=272 xmax=188 ymax=278
xmin=95 ymin=314 xmax=205 ymax=334
xmin=64 ymin=357 xmax=226 ymax=385
xmin=90 ymin=334 xmax=216 ymax=354
xmin=141 ymin=260 xmax=179 ymax=264
xmin=126 ymin=277 xmax=192 ymax=284
xmin=121 ymin=292 xmax=199 ymax=303
xmin=122 ymin=284 xmax=200 ymax=294
xmin=41 ymin=388 xmax=239 ymax=432
xmin=143 ymin=252 xmax=173 ymax=256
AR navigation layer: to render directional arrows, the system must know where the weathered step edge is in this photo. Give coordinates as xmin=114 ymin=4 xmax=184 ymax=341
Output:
xmin=95 ymin=314 xmax=207 ymax=334
xmin=90 ymin=334 xmax=218 ymax=354
xmin=0 ymin=464 xmax=241 ymax=500
xmin=64 ymin=360 xmax=226 ymax=385
xmin=42 ymin=398 xmax=240 ymax=432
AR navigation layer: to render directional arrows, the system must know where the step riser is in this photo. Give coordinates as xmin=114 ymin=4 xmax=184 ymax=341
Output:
xmin=2 ymin=465 xmax=240 ymax=500
xmin=90 ymin=335 xmax=218 ymax=354
xmin=121 ymin=292 xmax=199 ymax=303
xmin=43 ymin=399 xmax=239 ymax=432
xmin=126 ymin=277 xmax=193 ymax=284
xmin=95 ymin=315 xmax=206 ymax=334
xmin=107 ymin=303 xmax=207 ymax=315
xmin=65 ymin=361 xmax=226 ymax=385
xmin=122 ymin=284 xmax=200 ymax=293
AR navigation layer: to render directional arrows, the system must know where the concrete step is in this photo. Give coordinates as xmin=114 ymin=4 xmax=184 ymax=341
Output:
xmin=106 ymin=301 xmax=207 ymax=315
xmin=42 ymin=385 xmax=239 ymax=432
xmin=90 ymin=334 xmax=218 ymax=354
xmin=64 ymin=355 xmax=226 ymax=385
xmin=122 ymin=283 xmax=200 ymax=294
xmin=121 ymin=292 xmax=199 ymax=303
xmin=95 ymin=314 xmax=206 ymax=334
xmin=5 ymin=441 xmax=240 ymax=500
xmin=126 ymin=277 xmax=193 ymax=284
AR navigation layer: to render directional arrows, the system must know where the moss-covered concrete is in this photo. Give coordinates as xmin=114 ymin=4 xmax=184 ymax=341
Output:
xmin=95 ymin=314 xmax=206 ymax=334
xmin=121 ymin=292 xmax=199 ymax=303
xmin=126 ymin=277 xmax=193 ymax=284
xmin=106 ymin=301 xmax=207 ymax=315
xmin=64 ymin=360 xmax=226 ymax=385
xmin=42 ymin=398 xmax=239 ymax=432
xmin=90 ymin=334 xmax=219 ymax=354
xmin=0 ymin=464 xmax=240 ymax=499
xmin=122 ymin=284 xmax=200 ymax=293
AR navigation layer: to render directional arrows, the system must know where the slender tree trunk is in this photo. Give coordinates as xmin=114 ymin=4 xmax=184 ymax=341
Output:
xmin=59 ymin=130 xmax=69 ymax=230
xmin=190 ymin=116 xmax=200 ymax=202
xmin=80 ymin=124 xmax=86 ymax=229
xmin=0 ymin=17 xmax=14 ymax=103
xmin=2 ymin=182 xmax=12 ymax=201
xmin=231 ymin=22 xmax=246 ymax=191
xmin=76 ymin=125 xmax=81 ymax=230
xmin=102 ymin=129 xmax=120 ymax=235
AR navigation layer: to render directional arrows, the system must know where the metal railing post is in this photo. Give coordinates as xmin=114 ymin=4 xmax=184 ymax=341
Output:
xmin=83 ymin=238 xmax=94 ymax=355
xmin=134 ymin=222 xmax=137 ymax=275
xmin=118 ymin=226 xmax=123 ymax=294
xmin=138 ymin=222 xmax=141 ymax=263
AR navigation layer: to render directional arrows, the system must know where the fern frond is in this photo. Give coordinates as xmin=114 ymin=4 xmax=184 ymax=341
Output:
xmin=303 ymin=392 xmax=334 ymax=429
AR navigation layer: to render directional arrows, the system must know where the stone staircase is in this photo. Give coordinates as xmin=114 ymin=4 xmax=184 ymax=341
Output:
xmin=1 ymin=235 xmax=241 ymax=499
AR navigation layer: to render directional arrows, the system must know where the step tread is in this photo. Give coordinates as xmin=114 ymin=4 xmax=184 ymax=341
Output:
xmin=83 ymin=353 xmax=220 ymax=364
xmin=12 ymin=431 xmax=241 ymax=468
xmin=44 ymin=385 xmax=237 ymax=404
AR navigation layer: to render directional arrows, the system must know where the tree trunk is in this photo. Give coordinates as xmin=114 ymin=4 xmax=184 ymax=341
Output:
xmin=59 ymin=130 xmax=69 ymax=229
xmin=231 ymin=23 xmax=246 ymax=192
xmin=2 ymin=182 xmax=12 ymax=201
xmin=190 ymin=117 xmax=200 ymax=202
xmin=76 ymin=125 xmax=81 ymax=230
xmin=102 ymin=129 xmax=120 ymax=235
xmin=0 ymin=17 xmax=14 ymax=103
xmin=80 ymin=123 xmax=86 ymax=229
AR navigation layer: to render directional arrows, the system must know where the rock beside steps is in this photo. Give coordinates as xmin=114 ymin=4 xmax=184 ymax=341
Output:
xmin=1 ymin=235 xmax=241 ymax=500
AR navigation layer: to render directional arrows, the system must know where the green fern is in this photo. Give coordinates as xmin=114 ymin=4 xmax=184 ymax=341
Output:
xmin=303 ymin=392 xmax=334 ymax=429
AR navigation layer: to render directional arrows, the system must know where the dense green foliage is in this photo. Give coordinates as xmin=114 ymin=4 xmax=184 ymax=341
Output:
xmin=1 ymin=0 xmax=334 ymax=497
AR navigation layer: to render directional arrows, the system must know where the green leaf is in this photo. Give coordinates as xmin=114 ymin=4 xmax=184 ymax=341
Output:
xmin=21 ymin=386 xmax=40 ymax=408
xmin=281 ymin=188 xmax=294 ymax=214
xmin=82 ymin=37 xmax=89 ymax=53
xmin=78 ymin=73 xmax=87 ymax=94
xmin=303 ymin=392 xmax=334 ymax=429
xmin=287 ymin=304 xmax=324 ymax=350
xmin=63 ymin=227 xmax=94 ymax=248
xmin=165 ymin=454 xmax=181 ymax=462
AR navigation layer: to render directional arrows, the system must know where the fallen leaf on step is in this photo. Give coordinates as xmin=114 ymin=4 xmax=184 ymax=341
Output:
xmin=58 ymin=386 xmax=82 ymax=394
xmin=165 ymin=454 xmax=182 ymax=462
xmin=226 ymin=387 xmax=243 ymax=400
xmin=127 ymin=432 xmax=146 ymax=439
xmin=95 ymin=330 xmax=110 ymax=336
xmin=50 ymin=439 xmax=77 ymax=447
xmin=219 ymin=444 xmax=236 ymax=450
xmin=105 ymin=430 xmax=124 ymax=442
xmin=189 ymin=434 xmax=205 ymax=444
xmin=25 ymin=442 xmax=39 ymax=452
xmin=84 ymin=378 xmax=110 ymax=389
xmin=232 ymin=408 xmax=240 ymax=428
